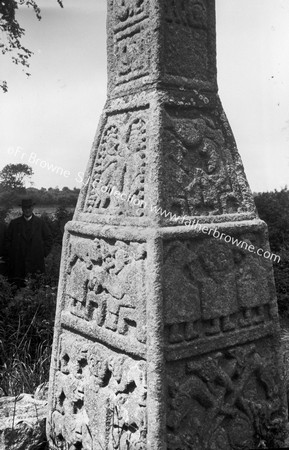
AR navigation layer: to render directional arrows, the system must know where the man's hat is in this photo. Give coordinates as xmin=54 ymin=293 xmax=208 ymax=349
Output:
xmin=20 ymin=198 xmax=35 ymax=208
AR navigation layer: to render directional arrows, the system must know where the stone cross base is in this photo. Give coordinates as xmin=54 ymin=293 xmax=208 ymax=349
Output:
xmin=47 ymin=0 xmax=287 ymax=448
xmin=47 ymin=222 xmax=285 ymax=449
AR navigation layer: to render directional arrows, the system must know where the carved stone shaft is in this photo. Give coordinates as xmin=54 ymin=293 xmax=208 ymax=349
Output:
xmin=47 ymin=1 xmax=287 ymax=449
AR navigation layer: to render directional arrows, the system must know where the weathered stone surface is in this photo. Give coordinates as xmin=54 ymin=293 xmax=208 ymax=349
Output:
xmin=84 ymin=113 xmax=148 ymax=217
xmin=0 ymin=393 xmax=47 ymax=450
xmin=166 ymin=340 xmax=282 ymax=450
xmin=163 ymin=233 xmax=276 ymax=344
xmin=162 ymin=106 xmax=255 ymax=217
xmin=47 ymin=0 xmax=287 ymax=449
xmin=49 ymin=331 xmax=146 ymax=448
xmin=65 ymin=234 xmax=147 ymax=346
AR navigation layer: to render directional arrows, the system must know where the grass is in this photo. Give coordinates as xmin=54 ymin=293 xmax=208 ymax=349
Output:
xmin=0 ymin=206 xmax=71 ymax=398
xmin=0 ymin=275 xmax=57 ymax=397
xmin=0 ymin=342 xmax=51 ymax=397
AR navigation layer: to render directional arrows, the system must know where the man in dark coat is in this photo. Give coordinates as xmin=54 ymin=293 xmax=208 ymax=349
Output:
xmin=6 ymin=198 xmax=53 ymax=287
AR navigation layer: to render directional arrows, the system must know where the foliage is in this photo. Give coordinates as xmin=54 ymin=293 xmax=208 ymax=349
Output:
xmin=254 ymin=188 xmax=289 ymax=320
xmin=44 ymin=242 xmax=62 ymax=285
xmin=41 ymin=205 xmax=73 ymax=246
xmin=254 ymin=188 xmax=289 ymax=253
xmin=0 ymin=190 xmax=15 ymax=223
xmin=0 ymin=205 xmax=71 ymax=398
xmin=0 ymin=164 xmax=35 ymax=220
xmin=273 ymin=248 xmax=289 ymax=318
xmin=0 ymin=0 xmax=63 ymax=92
xmin=35 ymin=186 xmax=79 ymax=206
xmin=39 ymin=206 xmax=72 ymax=284
xmin=0 ymin=274 xmax=57 ymax=396
xmin=0 ymin=186 xmax=79 ymax=220
xmin=0 ymin=163 xmax=34 ymax=191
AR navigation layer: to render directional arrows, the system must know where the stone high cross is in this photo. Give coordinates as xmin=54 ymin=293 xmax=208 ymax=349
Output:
xmin=47 ymin=1 xmax=287 ymax=448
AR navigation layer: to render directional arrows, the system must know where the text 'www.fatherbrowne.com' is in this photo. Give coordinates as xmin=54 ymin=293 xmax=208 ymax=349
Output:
xmin=97 ymin=183 xmax=281 ymax=264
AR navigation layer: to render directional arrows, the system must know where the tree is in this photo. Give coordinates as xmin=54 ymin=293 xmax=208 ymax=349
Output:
xmin=0 ymin=0 xmax=63 ymax=92
xmin=254 ymin=188 xmax=289 ymax=319
xmin=0 ymin=163 xmax=34 ymax=190
xmin=254 ymin=188 xmax=289 ymax=252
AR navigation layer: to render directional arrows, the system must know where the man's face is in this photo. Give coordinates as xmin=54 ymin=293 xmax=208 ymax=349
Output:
xmin=22 ymin=206 xmax=33 ymax=218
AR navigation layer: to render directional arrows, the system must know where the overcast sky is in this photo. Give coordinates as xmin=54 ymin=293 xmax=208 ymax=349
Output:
xmin=0 ymin=0 xmax=288 ymax=192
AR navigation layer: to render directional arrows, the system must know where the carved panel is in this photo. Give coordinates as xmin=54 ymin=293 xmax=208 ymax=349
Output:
xmin=166 ymin=343 xmax=282 ymax=450
xmin=162 ymin=111 xmax=255 ymax=216
xmin=65 ymin=235 xmax=147 ymax=344
xmin=114 ymin=0 xmax=149 ymax=28
xmin=164 ymin=0 xmax=211 ymax=81
xmin=113 ymin=0 xmax=151 ymax=85
xmin=85 ymin=112 xmax=147 ymax=216
xmin=163 ymin=236 xmax=277 ymax=345
xmin=165 ymin=0 xmax=208 ymax=29
xmin=49 ymin=332 xmax=147 ymax=449
xmin=115 ymin=29 xmax=151 ymax=85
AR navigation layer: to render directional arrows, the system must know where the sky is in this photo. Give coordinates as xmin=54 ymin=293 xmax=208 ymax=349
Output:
xmin=0 ymin=0 xmax=288 ymax=192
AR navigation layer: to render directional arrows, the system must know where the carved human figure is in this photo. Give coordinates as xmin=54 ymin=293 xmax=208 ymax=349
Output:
xmin=89 ymin=124 xmax=125 ymax=210
xmin=164 ymin=114 xmax=240 ymax=216
xmin=86 ymin=117 xmax=147 ymax=215
xmin=122 ymin=117 xmax=146 ymax=212
xmin=109 ymin=359 xmax=147 ymax=448
xmin=184 ymin=120 xmax=239 ymax=215
xmin=185 ymin=139 xmax=230 ymax=215
xmin=65 ymin=238 xmax=146 ymax=343
xmin=233 ymin=241 xmax=271 ymax=326
xmin=85 ymin=346 xmax=147 ymax=448
xmin=50 ymin=338 xmax=92 ymax=448
xmin=198 ymin=241 xmax=238 ymax=334
xmin=163 ymin=241 xmax=201 ymax=342
xmin=66 ymin=241 xmax=94 ymax=317
xmin=163 ymin=117 xmax=203 ymax=214
xmin=86 ymin=240 xmax=147 ymax=342
xmin=52 ymin=335 xmax=148 ymax=449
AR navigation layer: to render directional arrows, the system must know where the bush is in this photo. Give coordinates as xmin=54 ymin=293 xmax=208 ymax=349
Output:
xmin=0 ymin=275 xmax=57 ymax=396
xmin=254 ymin=188 xmax=289 ymax=253
xmin=254 ymin=188 xmax=289 ymax=320
xmin=273 ymin=249 xmax=289 ymax=319
xmin=0 ymin=204 xmax=72 ymax=397
xmin=45 ymin=243 xmax=62 ymax=286
xmin=41 ymin=206 xmax=73 ymax=247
